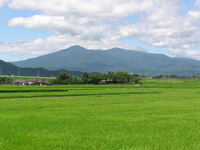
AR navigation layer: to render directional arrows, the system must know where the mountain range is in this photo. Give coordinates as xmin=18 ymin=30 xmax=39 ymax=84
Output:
xmin=0 ymin=59 xmax=82 ymax=77
xmin=12 ymin=45 xmax=200 ymax=76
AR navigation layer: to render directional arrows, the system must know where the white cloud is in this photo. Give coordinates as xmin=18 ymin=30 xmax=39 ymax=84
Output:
xmin=7 ymin=0 xmax=157 ymax=19
xmin=196 ymin=0 xmax=200 ymax=6
xmin=169 ymin=48 xmax=200 ymax=60
xmin=8 ymin=15 xmax=111 ymax=40
xmin=8 ymin=15 xmax=84 ymax=35
xmin=1 ymin=0 xmax=200 ymax=60
xmin=6 ymin=0 xmax=160 ymax=41
xmin=188 ymin=11 xmax=200 ymax=18
xmin=0 ymin=35 xmax=139 ymax=55
xmin=0 ymin=0 xmax=8 ymax=7
xmin=117 ymin=0 xmax=200 ymax=59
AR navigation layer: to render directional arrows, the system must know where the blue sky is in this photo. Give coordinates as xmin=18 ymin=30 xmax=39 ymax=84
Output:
xmin=0 ymin=6 xmax=52 ymax=41
xmin=1 ymin=0 xmax=200 ymax=61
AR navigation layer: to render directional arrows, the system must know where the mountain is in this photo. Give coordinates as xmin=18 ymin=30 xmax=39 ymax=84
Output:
xmin=0 ymin=59 xmax=82 ymax=77
xmin=12 ymin=45 xmax=200 ymax=76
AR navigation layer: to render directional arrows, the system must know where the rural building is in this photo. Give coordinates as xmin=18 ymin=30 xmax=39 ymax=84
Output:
xmin=13 ymin=79 xmax=50 ymax=86
xmin=13 ymin=80 xmax=27 ymax=86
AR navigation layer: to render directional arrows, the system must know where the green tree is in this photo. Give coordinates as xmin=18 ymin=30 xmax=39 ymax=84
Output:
xmin=57 ymin=72 xmax=71 ymax=81
xmin=115 ymin=72 xmax=131 ymax=84
xmin=52 ymin=72 xmax=72 ymax=84
xmin=105 ymin=72 xmax=118 ymax=84
xmin=82 ymin=72 xmax=89 ymax=83
xmin=88 ymin=73 xmax=102 ymax=84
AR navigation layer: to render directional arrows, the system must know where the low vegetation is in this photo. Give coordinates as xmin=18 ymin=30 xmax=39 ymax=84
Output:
xmin=0 ymin=76 xmax=13 ymax=84
xmin=0 ymin=79 xmax=199 ymax=149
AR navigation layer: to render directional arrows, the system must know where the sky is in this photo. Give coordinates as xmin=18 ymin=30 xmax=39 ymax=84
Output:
xmin=1 ymin=0 xmax=200 ymax=61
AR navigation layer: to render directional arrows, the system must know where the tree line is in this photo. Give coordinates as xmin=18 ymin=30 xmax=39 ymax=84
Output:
xmin=52 ymin=72 xmax=141 ymax=85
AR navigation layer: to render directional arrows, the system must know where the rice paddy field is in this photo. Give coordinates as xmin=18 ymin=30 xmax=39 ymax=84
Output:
xmin=0 ymin=79 xmax=199 ymax=150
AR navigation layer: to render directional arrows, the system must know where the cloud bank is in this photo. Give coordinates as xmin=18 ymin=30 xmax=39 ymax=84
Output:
xmin=1 ymin=0 xmax=200 ymax=60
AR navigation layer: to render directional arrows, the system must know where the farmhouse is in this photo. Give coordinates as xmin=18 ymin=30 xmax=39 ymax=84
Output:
xmin=13 ymin=80 xmax=27 ymax=86
xmin=13 ymin=79 xmax=50 ymax=86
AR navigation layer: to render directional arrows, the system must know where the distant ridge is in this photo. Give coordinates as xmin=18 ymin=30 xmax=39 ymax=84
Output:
xmin=12 ymin=45 xmax=200 ymax=76
xmin=0 ymin=59 xmax=82 ymax=77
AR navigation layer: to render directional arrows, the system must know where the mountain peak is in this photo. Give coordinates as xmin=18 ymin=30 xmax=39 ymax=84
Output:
xmin=68 ymin=45 xmax=86 ymax=50
xmin=11 ymin=45 xmax=200 ymax=76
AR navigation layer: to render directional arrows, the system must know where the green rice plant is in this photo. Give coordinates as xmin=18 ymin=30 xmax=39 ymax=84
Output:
xmin=0 ymin=79 xmax=199 ymax=150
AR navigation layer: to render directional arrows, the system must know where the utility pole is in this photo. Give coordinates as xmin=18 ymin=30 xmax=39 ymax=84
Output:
xmin=196 ymin=72 xmax=198 ymax=80
xmin=37 ymin=68 xmax=40 ymax=77
xmin=142 ymin=68 xmax=144 ymax=79
xmin=18 ymin=67 xmax=20 ymax=76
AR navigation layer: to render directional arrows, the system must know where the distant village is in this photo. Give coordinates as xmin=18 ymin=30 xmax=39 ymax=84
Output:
xmin=13 ymin=79 xmax=50 ymax=86
xmin=1 ymin=72 xmax=200 ymax=86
